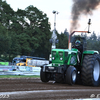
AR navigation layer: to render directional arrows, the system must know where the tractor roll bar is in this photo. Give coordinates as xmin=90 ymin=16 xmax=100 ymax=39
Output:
xmin=68 ymin=31 xmax=88 ymax=45
xmin=68 ymin=19 xmax=91 ymax=49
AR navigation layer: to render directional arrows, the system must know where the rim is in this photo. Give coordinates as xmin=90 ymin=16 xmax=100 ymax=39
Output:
xmin=72 ymin=71 xmax=76 ymax=83
xmin=93 ymin=60 xmax=100 ymax=81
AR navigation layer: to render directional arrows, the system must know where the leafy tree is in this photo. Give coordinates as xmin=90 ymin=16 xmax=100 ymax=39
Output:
xmin=24 ymin=5 xmax=51 ymax=58
xmin=17 ymin=33 xmax=31 ymax=55
xmin=90 ymin=31 xmax=97 ymax=40
xmin=0 ymin=1 xmax=52 ymax=60
xmin=57 ymin=32 xmax=68 ymax=49
xmin=8 ymin=33 xmax=21 ymax=56
xmin=87 ymin=31 xmax=97 ymax=50
xmin=0 ymin=22 xmax=11 ymax=57
xmin=0 ymin=0 xmax=14 ymax=29
xmin=64 ymin=28 xmax=69 ymax=37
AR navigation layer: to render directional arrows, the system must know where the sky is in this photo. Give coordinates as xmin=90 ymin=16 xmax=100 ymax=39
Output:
xmin=4 ymin=0 xmax=100 ymax=35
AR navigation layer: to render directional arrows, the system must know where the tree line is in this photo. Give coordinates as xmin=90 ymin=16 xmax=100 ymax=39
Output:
xmin=0 ymin=0 xmax=68 ymax=61
xmin=0 ymin=0 xmax=100 ymax=61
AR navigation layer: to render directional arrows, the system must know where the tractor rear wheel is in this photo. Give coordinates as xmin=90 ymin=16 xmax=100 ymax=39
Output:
xmin=81 ymin=54 xmax=100 ymax=86
xmin=66 ymin=66 xmax=77 ymax=85
xmin=40 ymin=68 xmax=50 ymax=82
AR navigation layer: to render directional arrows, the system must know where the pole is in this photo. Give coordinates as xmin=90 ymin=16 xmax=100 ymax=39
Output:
xmin=51 ymin=11 xmax=59 ymax=49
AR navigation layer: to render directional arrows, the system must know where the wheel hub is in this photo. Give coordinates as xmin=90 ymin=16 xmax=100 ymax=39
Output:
xmin=93 ymin=60 xmax=100 ymax=81
xmin=72 ymin=71 xmax=76 ymax=83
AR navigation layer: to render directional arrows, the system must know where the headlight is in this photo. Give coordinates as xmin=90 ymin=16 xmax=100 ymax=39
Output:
xmin=52 ymin=57 xmax=55 ymax=60
xmin=60 ymin=57 xmax=63 ymax=60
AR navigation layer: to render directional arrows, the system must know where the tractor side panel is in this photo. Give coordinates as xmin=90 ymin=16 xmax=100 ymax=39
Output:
xmin=67 ymin=53 xmax=78 ymax=66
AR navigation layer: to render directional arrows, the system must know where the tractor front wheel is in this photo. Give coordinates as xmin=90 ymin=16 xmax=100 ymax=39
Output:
xmin=66 ymin=66 xmax=77 ymax=85
xmin=81 ymin=54 xmax=100 ymax=86
xmin=40 ymin=68 xmax=50 ymax=82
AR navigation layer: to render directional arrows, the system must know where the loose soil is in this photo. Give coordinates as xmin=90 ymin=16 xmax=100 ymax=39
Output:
xmin=0 ymin=78 xmax=100 ymax=100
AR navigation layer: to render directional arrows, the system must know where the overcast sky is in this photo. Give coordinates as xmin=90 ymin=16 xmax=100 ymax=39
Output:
xmin=5 ymin=0 xmax=100 ymax=35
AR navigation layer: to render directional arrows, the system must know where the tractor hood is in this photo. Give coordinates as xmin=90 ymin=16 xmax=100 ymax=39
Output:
xmin=51 ymin=48 xmax=78 ymax=67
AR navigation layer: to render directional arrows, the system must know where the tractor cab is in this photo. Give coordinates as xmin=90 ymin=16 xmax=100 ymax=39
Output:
xmin=71 ymin=36 xmax=87 ymax=63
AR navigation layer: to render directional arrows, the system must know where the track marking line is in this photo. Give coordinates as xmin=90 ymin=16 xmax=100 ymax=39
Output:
xmin=0 ymin=89 xmax=100 ymax=95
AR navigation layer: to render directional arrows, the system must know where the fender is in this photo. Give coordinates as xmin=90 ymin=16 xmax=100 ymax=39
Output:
xmin=83 ymin=50 xmax=99 ymax=55
xmin=81 ymin=50 xmax=99 ymax=65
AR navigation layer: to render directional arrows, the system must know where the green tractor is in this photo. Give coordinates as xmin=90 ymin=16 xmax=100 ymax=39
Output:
xmin=40 ymin=20 xmax=100 ymax=86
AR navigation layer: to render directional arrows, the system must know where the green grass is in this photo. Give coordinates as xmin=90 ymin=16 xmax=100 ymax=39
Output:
xmin=0 ymin=75 xmax=40 ymax=78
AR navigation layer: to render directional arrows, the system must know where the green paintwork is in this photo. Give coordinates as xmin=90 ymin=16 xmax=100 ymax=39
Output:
xmin=51 ymin=48 xmax=99 ymax=67
xmin=52 ymin=48 xmax=78 ymax=67
xmin=83 ymin=50 xmax=99 ymax=54
xmin=80 ymin=50 xmax=99 ymax=65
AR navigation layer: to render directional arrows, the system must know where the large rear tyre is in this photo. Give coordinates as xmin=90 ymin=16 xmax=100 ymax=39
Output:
xmin=81 ymin=54 xmax=100 ymax=86
xmin=66 ymin=66 xmax=77 ymax=85
xmin=40 ymin=68 xmax=50 ymax=82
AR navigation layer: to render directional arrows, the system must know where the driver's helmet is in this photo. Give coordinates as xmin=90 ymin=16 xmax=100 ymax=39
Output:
xmin=75 ymin=40 xmax=81 ymax=46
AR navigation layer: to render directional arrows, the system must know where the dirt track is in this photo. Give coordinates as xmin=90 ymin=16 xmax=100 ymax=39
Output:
xmin=0 ymin=78 xmax=100 ymax=100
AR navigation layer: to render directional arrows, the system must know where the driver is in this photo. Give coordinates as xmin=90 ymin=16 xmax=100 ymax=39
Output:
xmin=73 ymin=40 xmax=83 ymax=63
xmin=74 ymin=40 xmax=83 ymax=53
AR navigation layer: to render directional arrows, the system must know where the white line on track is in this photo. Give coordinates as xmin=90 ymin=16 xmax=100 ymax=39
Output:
xmin=0 ymin=89 xmax=100 ymax=95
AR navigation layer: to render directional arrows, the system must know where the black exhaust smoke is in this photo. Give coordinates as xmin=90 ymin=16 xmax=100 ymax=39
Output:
xmin=70 ymin=0 xmax=100 ymax=33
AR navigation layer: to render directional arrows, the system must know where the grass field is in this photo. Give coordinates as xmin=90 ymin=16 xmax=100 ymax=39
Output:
xmin=0 ymin=75 xmax=40 ymax=78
